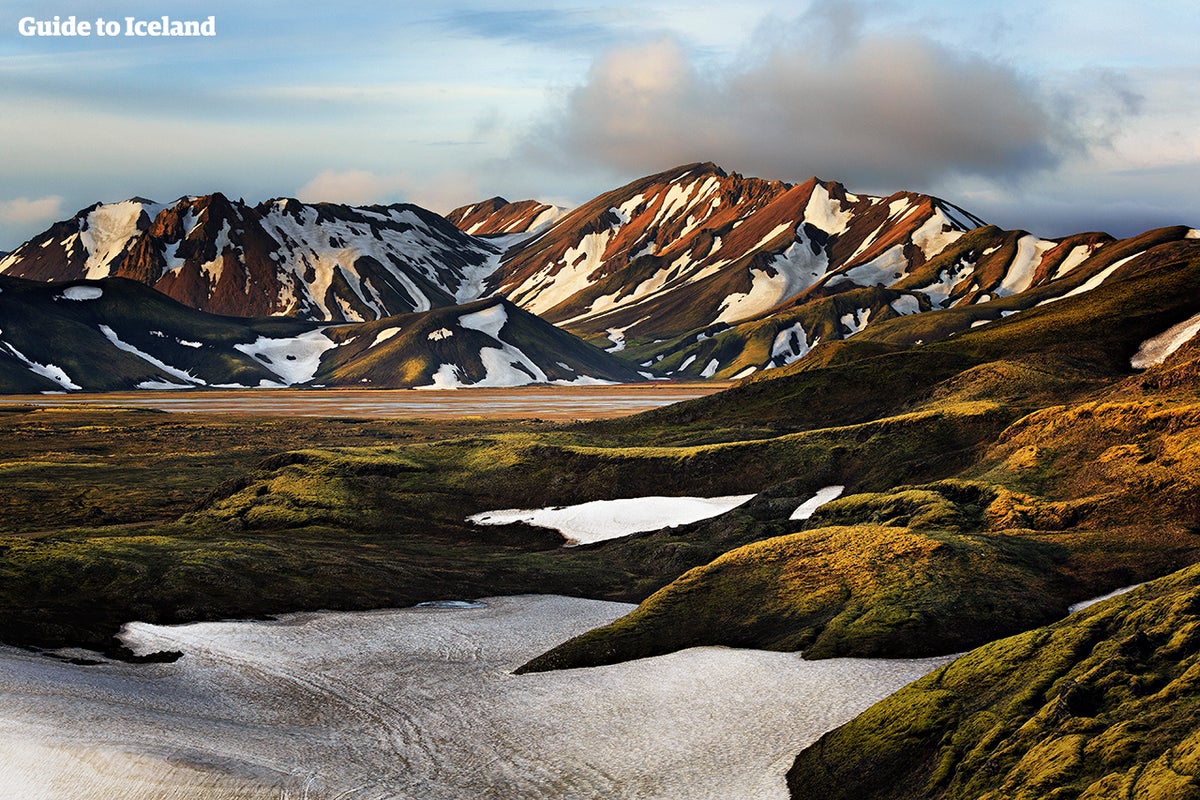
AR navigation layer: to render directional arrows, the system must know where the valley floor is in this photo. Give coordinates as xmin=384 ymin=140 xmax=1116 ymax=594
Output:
xmin=1 ymin=383 xmax=728 ymax=420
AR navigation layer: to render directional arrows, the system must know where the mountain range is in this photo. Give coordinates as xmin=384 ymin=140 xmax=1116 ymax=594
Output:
xmin=3 ymin=162 xmax=1197 ymax=392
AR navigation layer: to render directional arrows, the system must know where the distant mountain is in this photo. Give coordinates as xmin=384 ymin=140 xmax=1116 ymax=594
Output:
xmin=446 ymin=197 xmax=566 ymax=237
xmin=0 ymin=275 xmax=637 ymax=392
xmin=0 ymin=194 xmax=500 ymax=322
xmin=4 ymin=163 xmax=1199 ymax=387
xmin=483 ymin=163 xmax=1200 ymax=378
xmin=487 ymin=162 xmax=987 ymax=339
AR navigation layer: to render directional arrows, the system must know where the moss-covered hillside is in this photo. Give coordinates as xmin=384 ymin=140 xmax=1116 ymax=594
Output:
xmin=786 ymin=563 xmax=1200 ymax=799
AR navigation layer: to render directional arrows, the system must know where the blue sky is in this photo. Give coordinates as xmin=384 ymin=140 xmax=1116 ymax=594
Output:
xmin=1 ymin=0 xmax=1197 ymax=247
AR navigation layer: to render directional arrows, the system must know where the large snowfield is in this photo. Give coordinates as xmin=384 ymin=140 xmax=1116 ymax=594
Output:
xmin=0 ymin=595 xmax=953 ymax=800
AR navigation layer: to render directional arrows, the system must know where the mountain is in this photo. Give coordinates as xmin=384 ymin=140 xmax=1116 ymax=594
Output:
xmin=487 ymin=162 xmax=981 ymax=341
xmin=0 ymin=194 xmax=500 ymax=322
xmin=481 ymin=163 xmax=1199 ymax=378
xmin=516 ymin=232 xmax=1200 ymax=671
xmin=0 ymin=275 xmax=637 ymax=392
xmin=446 ymin=197 xmax=566 ymax=236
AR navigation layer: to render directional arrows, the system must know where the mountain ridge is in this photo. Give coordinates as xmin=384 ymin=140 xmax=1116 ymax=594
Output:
xmin=2 ymin=163 xmax=1198 ymax=390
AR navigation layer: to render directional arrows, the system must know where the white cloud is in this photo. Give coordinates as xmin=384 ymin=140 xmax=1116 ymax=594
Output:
xmin=0 ymin=195 xmax=63 ymax=226
xmin=296 ymin=169 xmax=412 ymax=206
xmin=295 ymin=169 xmax=481 ymax=214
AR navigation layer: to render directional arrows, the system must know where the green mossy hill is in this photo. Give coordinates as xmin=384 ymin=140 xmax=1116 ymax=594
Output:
xmin=518 ymin=486 xmax=1071 ymax=673
xmin=192 ymin=401 xmax=1009 ymax=531
xmin=522 ymin=394 xmax=1200 ymax=672
xmin=0 ymin=521 xmax=630 ymax=653
xmin=786 ymin=562 xmax=1200 ymax=800
xmin=967 ymin=400 xmax=1200 ymax=585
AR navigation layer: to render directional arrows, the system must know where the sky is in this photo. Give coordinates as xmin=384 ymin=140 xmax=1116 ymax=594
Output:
xmin=0 ymin=0 xmax=1197 ymax=248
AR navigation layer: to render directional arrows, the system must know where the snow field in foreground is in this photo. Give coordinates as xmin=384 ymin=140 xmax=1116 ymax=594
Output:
xmin=0 ymin=595 xmax=953 ymax=800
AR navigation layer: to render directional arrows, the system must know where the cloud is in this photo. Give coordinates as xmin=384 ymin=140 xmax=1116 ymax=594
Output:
xmin=527 ymin=6 xmax=1139 ymax=192
xmin=295 ymin=169 xmax=479 ymax=214
xmin=0 ymin=195 xmax=63 ymax=226
xmin=296 ymin=170 xmax=412 ymax=206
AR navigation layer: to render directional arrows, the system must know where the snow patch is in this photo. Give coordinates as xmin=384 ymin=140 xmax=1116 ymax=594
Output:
xmin=615 ymin=193 xmax=646 ymax=222
xmin=713 ymin=268 xmax=790 ymax=325
xmin=79 ymin=200 xmax=162 ymax=280
xmin=890 ymin=295 xmax=921 ymax=316
xmin=416 ymin=363 xmax=463 ymax=390
xmin=803 ymin=185 xmax=852 ymax=235
xmin=428 ymin=328 xmax=453 ymax=341
xmin=60 ymin=286 xmax=103 ymax=301
xmin=997 ymin=236 xmax=1055 ymax=297
xmin=2 ymin=341 xmax=81 ymax=390
xmin=469 ymin=494 xmax=756 ymax=546
xmin=604 ymin=328 xmax=627 ymax=353
xmin=1039 ymin=253 xmax=1139 ymax=307
xmin=370 ymin=327 xmax=402 ymax=348
xmin=136 ymin=380 xmax=193 ymax=390
xmin=840 ymin=308 xmax=871 ymax=336
xmin=550 ymin=374 xmax=616 ymax=387
xmin=472 ymin=347 xmax=546 ymax=386
xmin=918 ymin=259 xmax=975 ymax=308
xmin=843 ymin=244 xmax=907 ymax=286
xmin=1131 ymin=310 xmax=1200 ymax=368
xmin=198 ymin=219 xmax=234 ymax=285
xmin=910 ymin=210 xmax=965 ymax=260
xmin=1050 ymin=244 xmax=1095 ymax=280
xmin=100 ymin=325 xmax=205 ymax=386
xmin=232 ymin=329 xmax=337 ymax=385
xmin=771 ymin=323 xmax=814 ymax=366
xmin=790 ymin=486 xmax=845 ymax=520
xmin=459 ymin=304 xmax=507 ymax=339
xmin=1069 ymin=583 xmax=1145 ymax=613
xmin=700 ymin=358 xmax=720 ymax=378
